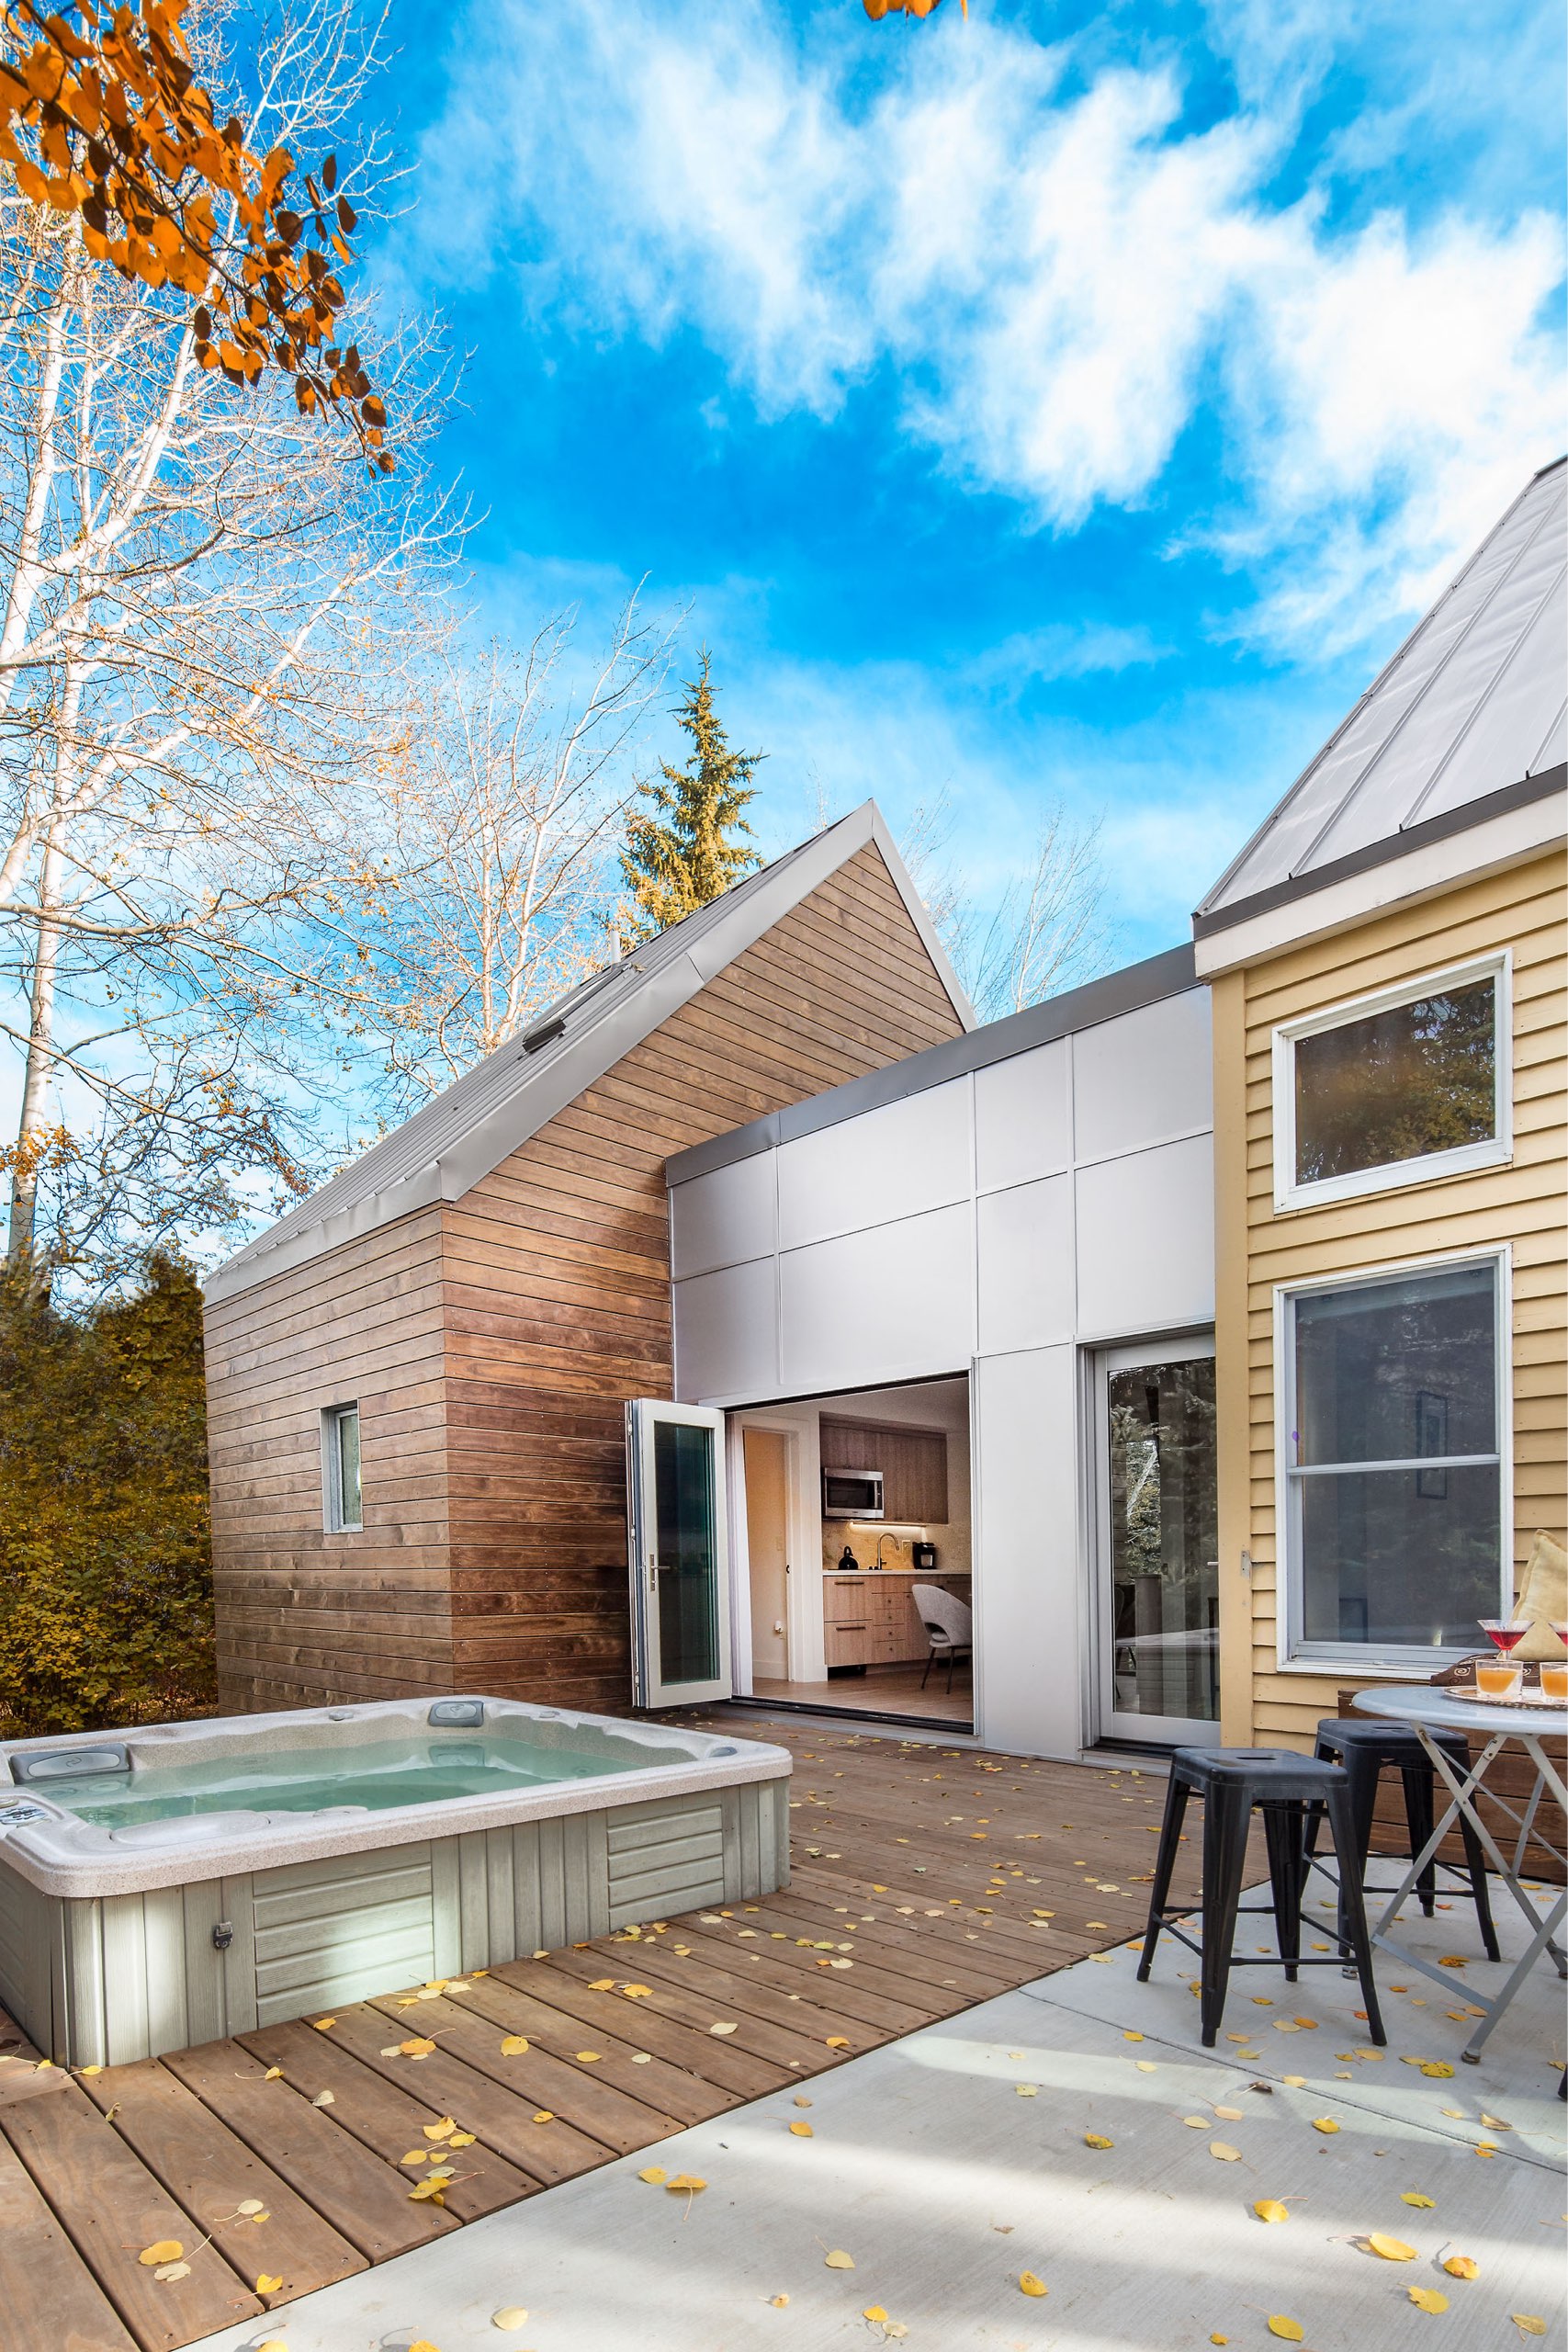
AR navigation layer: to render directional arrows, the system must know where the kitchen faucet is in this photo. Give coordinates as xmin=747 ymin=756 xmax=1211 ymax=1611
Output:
xmin=873 ymin=1532 xmax=897 ymax=1571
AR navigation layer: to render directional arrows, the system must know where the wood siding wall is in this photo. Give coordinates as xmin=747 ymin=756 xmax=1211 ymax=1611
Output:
xmin=1214 ymin=847 xmax=1567 ymax=1749
xmin=209 ymin=842 xmax=964 ymax=1713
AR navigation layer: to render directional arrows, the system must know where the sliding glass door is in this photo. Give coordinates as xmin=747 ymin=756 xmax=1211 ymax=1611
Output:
xmin=1095 ymin=1340 xmax=1218 ymax=1745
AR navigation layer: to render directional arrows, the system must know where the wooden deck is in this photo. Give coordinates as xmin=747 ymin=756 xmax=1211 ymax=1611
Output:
xmin=0 ymin=1717 xmax=1201 ymax=2352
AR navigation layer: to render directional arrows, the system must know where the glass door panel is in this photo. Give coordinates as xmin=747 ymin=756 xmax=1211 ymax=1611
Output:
xmin=1097 ymin=1341 xmax=1218 ymax=1745
xmin=626 ymin=1402 xmax=731 ymax=1707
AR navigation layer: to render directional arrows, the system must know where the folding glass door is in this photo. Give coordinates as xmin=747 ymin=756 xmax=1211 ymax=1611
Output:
xmin=626 ymin=1401 xmax=732 ymax=1707
xmin=1095 ymin=1340 xmax=1219 ymax=1745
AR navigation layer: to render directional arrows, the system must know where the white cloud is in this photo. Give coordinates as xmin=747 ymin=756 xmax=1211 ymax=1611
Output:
xmin=400 ymin=0 xmax=1563 ymax=650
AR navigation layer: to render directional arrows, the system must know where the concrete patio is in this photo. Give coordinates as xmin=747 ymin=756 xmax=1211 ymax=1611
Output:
xmin=195 ymin=1861 xmax=1565 ymax=2351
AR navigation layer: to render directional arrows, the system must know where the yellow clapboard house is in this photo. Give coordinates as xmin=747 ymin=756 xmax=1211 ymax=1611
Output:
xmin=1193 ymin=458 xmax=1567 ymax=1747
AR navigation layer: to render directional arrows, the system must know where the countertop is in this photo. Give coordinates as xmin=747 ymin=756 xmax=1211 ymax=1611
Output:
xmin=822 ymin=1567 xmax=967 ymax=1577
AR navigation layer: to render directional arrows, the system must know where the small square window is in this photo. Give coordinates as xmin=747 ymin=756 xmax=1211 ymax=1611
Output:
xmin=322 ymin=1403 xmax=362 ymax=1532
xmin=1273 ymin=956 xmax=1509 ymax=1210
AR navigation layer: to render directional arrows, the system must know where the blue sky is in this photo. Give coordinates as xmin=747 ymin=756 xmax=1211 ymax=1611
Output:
xmin=373 ymin=0 xmax=1564 ymax=967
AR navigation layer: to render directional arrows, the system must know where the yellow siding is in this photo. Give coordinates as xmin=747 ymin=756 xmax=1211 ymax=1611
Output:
xmin=1213 ymin=847 xmax=1568 ymax=1748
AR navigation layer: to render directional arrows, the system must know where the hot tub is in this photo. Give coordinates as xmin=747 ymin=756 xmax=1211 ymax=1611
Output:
xmin=0 ymin=1697 xmax=791 ymax=2068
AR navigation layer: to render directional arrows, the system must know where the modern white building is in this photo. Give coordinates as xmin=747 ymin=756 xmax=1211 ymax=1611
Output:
xmin=663 ymin=944 xmax=1217 ymax=1758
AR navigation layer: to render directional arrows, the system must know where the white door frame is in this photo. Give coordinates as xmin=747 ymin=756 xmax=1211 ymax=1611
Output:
xmin=1089 ymin=1331 xmax=1218 ymax=1747
xmin=626 ymin=1400 xmax=732 ymax=1708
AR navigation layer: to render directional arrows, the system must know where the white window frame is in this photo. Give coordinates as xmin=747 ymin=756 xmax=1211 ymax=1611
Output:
xmin=1271 ymin=951 xmax=1512 ymax=1214
xmin=321 ymin=1401 xmax=363 ymax=1533
xmin=1273 ymin=1244 xmax=1512 ymax=1677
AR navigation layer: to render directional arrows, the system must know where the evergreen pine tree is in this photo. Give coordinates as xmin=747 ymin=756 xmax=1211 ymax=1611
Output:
xmin=619 ymin=651 xmax=763 ymax=944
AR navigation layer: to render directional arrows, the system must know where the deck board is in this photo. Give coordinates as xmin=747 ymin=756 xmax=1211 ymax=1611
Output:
xmin=0 ymin=1718 xmax=1207 ymax=2350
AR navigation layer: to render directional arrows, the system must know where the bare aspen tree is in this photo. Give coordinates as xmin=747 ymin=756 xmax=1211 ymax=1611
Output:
xmin=0 ymin=0 xmax=459 ymax=1292
xmin=898 ymin=792 xmax=1114 ymax=1020
xmin=311 ymin=601 xmax=674 ymax=1114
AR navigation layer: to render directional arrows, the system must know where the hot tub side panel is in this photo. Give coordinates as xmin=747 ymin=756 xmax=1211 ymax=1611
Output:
xmin=0 ymin=1778 xmax=790 ymax=2066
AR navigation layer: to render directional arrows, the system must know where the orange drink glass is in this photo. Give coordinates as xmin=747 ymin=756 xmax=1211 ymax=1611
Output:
xmin=1475 ymin=1660 xmax=1522 ymax=1700
xmin=1540 ymin=1662 xmax=1568 ymax=1704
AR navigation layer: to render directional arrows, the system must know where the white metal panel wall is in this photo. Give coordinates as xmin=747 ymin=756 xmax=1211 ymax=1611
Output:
xmin=1074 ymin=1131 xmax=1215 ymax=1340
xmin=972 ymin=1346 xmax=1083 ymax=1758
xmin=779 ymin=1203 xmax=976 ymax=1393
xmin=974 ymin=1039 xmax=1070 ymax=1191
xmin=671 ymin=1151 xmax=776 ymax=1281
xmin=672 ymin=1258 xmax=778 ymax=1402
xmin=976 ymin=1174 xmax=1074 ymax=1354
xmin=1072 ymin=989 xmax=1213 ymax=1162
xmin=776 ymin=1079 xmax=971 ymax=1250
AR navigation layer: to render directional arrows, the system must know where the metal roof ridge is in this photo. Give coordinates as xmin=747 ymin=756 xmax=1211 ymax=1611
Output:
xmin=1193 ymin=460 xmax=1563 ymax=918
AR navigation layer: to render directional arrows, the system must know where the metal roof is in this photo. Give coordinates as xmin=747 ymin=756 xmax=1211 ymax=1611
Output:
xmin=1196 ymin=458 xmax=1567 ymax=934
xmin=204 ymin=801 xmax=973 ymax=1305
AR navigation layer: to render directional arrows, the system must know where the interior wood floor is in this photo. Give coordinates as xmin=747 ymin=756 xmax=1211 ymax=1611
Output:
xmin=752 ymin=1663 xmax=974 ymax=1724
xmin=0 ymin=1718 xmax=1202 ymax=2352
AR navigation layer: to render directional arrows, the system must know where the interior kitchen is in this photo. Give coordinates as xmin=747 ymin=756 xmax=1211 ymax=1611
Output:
xmin=733 ymin=1374 xmax=974 ymax=1727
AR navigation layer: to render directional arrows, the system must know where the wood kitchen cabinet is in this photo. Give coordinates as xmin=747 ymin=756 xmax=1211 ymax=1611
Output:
xmin=819 ymin=1417 xmax=949 ymax=1524
xmin=822 ymin=1573 xmax=970 ymax=1668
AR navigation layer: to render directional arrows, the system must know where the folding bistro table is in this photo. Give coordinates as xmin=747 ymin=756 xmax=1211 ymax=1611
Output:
xmin=1353 ymin=1684 xmax=1567 ymax=2063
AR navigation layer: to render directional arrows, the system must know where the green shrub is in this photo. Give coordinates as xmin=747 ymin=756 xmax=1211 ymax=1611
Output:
xmin=0 ymin=1255 xmax=215 ymax=1738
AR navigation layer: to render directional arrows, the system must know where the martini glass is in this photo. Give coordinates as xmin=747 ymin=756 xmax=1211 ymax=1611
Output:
xmin=1475 ymin=1620 xmax=1527 ymax=1699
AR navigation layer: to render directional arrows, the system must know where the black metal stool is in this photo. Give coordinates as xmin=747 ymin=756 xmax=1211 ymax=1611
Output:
xmin=1306 ymin=1718 xmax=1501 ymax=1962
xmin=1137 ymin=1747 xmax=1386 ymax=2049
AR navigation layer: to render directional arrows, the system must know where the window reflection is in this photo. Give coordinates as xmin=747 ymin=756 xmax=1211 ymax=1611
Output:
xmin=1294 ymin=978 xmax=1495 ymax=1184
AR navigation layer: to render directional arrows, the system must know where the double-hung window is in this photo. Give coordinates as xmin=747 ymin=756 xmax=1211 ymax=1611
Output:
xmin=1277 ymin=1251 xmax=1508 ymax=1669
xmin=321 ymin=1402 xmax=363 ymax=1532
xmin=1272 ymin=955 xmax=1510 ymax=1212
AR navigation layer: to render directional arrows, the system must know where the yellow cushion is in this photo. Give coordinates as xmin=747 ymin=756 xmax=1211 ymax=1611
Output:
xmin=1512 ymin=1529 xmax=1568 ymax=1660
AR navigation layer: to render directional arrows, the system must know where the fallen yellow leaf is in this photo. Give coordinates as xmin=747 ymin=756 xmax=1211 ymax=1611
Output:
xmin=139 ymin=2242 xmax=184 ymax=2266
xmin=1418 ymin=2061 xmax=1454 ymax=2078
xmin=1267 ymin=2320 xmax=1305 ymax=2343
xmin=575 ymin=2051 xmax=602 ymax=2064
xmin=1084 ymin=2132 xmax=1114 ymax=2149
xmin=255 ymin=2273 xmax=284 ymax=2295
xmin=311 ymin=2017 xmax=335 ymax=2030
xmin=709 ymin=2022 xmax=739 ymax=2036
xmin=491 ymin=2310 xmax=529 ymax=2332
xmin=1253 ymin=2200 xmax=1290 ymax=2224
xmin=863 ymin=2308 xmax=888 ymax=2324
xmin=1367 ymin=2233 xmax=1417 ymax=2261
xmin=1018 ymin=2271 xmax=1047 ymax=2298
xmin=1311 ymin=2117 xmax=1339 ymax=2133
xmin=1400 ymin=2192 xmax=1436 ymax=2208
xmin=499 ymin=2035 xmax=529 ymax=2055
xmin=1123 ymin=2030 xmax=1145 ymax=2041
xmin=448 ymin=2131 xmax=476 ymax=2148
xmin=638 ymin=2165 xmax=668 ymax=2184
xmin=400 ymin=2149 xmax=431 ymax=2166
xmin=311 ymin=2089 xmax=334 ymax=2109
xmin=1512 ymin=2320 xmax=1547 ymax=2338
xmin=623 ymin=1984 xmax=653 ymax=1998
xmin=1443 ymin=2255 xmax=1479 ymax=2279
xmin=769 ymin=2295 xmax=789 ymax=2308
xmin=665 ymin=2174 xmax=706 ymax=2193
xmin=827 ymin=2036 xmax=850 ymax=2049
xmin=824 ymin=2248 xmax=856 ymax=2268
xmin=589 ymin=1977 xmax=615 ymax=1990
xmin=262 ymin=2066 xmax=283 ymax=2080
xmin=1409 ymin=2288 xmax=1449 ymax=2314
xmin=399 ymin=2039 xmax=436 ymax=2058
xmin=1210 ymin=2143 xmax=1242 ymax=2163
xmin=152 ymin=2262 xmax=192 ymax=2283
xmin=789 ymin=2120 xmax=813 ymax=2136
xmin=532 ymin=2109 xmax=554 ymax=2123
xmin=423 ymin=2117 xmax=457 ymax=2141
xmin=1213 ymin=2105 xmax=1244 ymax=2120
xmin=1480 ymin=2112 xmax=1512 ymax=2132
xmin=407 ymin=2179 xmax=446 ymax=2202
xmin=1182 ymin=2115 xmax=1209 ymax=2128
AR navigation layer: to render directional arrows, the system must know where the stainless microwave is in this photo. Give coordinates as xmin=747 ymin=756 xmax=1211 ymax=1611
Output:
xmin=822 ymin=1467 xmax=884 ymax=1520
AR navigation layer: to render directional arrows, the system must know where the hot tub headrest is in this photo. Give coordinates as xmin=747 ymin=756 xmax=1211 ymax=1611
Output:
xmin=11 ymin=1743 xmax=130 ymax=1784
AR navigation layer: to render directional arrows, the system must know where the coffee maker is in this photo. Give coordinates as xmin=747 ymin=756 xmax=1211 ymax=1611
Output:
xmin=911 ymin=1541 xmax=937 ymax=1573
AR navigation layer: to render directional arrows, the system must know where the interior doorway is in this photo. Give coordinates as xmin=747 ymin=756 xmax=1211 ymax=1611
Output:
xmin=733 ymin=1374 xmax=974 ymax=1731
xmin=743 ymin=1429 xmax=790 ymax=1684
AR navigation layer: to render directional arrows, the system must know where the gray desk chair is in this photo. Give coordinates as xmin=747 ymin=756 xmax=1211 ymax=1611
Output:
xmin=912 ymin=1584 xmax=973 ymax=1693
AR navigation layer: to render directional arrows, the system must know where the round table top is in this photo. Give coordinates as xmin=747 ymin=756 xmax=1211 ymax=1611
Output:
xmin=1354 ymin=1683 xmax=1568 ymax=1738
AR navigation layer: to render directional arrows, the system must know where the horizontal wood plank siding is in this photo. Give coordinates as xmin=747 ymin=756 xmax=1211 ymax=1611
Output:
xmin=1214 ymin=848 xmax=1567 ymax=1750
xmin=444 ymin=842 xmax=964 ymax=1708
xmin=209 ymin=842 xmax=964 ymax=1714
